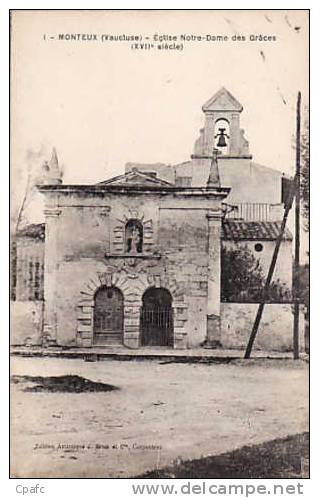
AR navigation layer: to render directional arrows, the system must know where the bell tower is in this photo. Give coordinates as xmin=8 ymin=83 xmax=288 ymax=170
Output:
xmin=192 ymin=87 xmax=251 ymax=158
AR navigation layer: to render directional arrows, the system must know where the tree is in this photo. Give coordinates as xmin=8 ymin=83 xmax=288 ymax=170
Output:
xmin=11 ymin=146 xmax=63 ymax=234
xmin=11 ymin=145 xmax=47 ymax=234
xmin=295 ymin=263 xmax=309 ymax=308
xmin=221 ymin=245 xmax=292 ymax=303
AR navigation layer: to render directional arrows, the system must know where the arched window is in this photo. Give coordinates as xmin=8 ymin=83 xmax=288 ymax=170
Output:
xmin=125 ymin=219 xmax=143 ymax=254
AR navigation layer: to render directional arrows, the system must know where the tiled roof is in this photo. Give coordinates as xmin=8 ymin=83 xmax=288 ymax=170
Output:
xmin=222 ymin=220 xmax=293 ymax=241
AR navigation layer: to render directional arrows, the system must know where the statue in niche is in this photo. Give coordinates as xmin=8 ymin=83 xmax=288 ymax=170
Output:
xmin=130 ymin=227 xmax=141 ymax=254
xmin=125 ymin=219 xmax=143 ymax=254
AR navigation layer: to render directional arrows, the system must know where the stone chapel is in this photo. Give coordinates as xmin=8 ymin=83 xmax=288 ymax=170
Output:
xmin=12 ymin=88 xmax=302 ymax=351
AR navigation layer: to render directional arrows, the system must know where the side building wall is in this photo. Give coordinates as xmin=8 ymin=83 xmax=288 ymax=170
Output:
xmin=220 ymin=238 xmax=298 ymax=352
xmin=221 ymin=303 xmax=305 ymax=352
xmin=11 ymin=233 xmax=44 ymax=346
xmin=11 ymin=301 xmax=43 ymax=346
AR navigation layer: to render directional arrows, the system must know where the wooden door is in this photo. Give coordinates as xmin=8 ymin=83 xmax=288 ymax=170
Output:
xmin=93 ymin=286 xmax=123 ymax=345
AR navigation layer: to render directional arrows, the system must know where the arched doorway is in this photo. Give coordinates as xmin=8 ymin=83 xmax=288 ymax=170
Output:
xmin=141 ymin=288 xmax=173 ymax=347
xmin=93 ymin=286 xmax=124 ymax=345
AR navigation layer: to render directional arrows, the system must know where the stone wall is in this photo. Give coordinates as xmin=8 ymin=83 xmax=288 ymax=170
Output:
xmin=218 ymin=159 xmax=283 ymax=204
xmin=11 ymin=301 xmax=43 ymax=346
xmin=178 ymin=158 xmax=283 ymax=204
xmin=221 ymin=303 xmax=305 ymax=352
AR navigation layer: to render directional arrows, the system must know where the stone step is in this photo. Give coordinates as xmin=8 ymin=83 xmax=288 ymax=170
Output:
xmin=94 ymin=333 xmax=123 ymax=345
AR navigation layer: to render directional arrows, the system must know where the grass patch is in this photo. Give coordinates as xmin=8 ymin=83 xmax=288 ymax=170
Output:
xmin=136 ymin=433 xmax=309 ymax=479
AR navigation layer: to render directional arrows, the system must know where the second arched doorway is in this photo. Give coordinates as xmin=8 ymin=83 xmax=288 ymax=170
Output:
xmin=141 ymin=287 xmax=173 ymax=347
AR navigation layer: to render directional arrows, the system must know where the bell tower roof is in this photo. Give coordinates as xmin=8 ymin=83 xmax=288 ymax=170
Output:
xmin=202 ymin=87 xmax=243 ymax=113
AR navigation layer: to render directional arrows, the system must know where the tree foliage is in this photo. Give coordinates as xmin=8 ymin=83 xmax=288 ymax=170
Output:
xmin=221 ymin=245 xmax=292 ymax=303
xmin=294 ymin=263 xmax=309 ymax=308
xmin=300 ymin=108 xmax=309 ymax=232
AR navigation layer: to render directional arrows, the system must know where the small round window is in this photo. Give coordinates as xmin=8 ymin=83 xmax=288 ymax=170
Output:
xmin=254 ymin=243 xmax=263 ymax=252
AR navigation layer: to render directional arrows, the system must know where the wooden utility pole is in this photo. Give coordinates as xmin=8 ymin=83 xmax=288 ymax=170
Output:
xmin=293 ymin=92 xmax=301 ymax=360
xmin=244 ymin=92 xmax=301 ymax=359
xmin=244 ymin=184 xmax=294 ymax=359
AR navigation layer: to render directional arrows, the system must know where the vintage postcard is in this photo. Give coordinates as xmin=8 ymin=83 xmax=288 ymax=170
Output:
xmin=10 ymin=9 xmax=309 ymax=480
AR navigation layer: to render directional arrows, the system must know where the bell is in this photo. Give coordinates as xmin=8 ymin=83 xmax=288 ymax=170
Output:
xmin=216 ymin=128 xmax=228 ymax=147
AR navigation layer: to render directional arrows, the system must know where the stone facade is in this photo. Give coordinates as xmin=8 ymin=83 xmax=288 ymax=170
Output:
xmin=39 ymin=181 xmax=229 ymax=348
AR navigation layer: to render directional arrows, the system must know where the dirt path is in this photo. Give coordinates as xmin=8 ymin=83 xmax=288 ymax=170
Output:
xmin=10 ymin=357 xmax=308 ymax=478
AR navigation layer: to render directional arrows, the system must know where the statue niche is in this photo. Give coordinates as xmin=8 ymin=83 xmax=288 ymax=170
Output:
xmin=125 ymin=219 xmax=143 ymax=254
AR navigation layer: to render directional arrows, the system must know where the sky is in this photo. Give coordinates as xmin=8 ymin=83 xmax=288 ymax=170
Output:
xmin=11 ymin=9 xmax=309 ymax=228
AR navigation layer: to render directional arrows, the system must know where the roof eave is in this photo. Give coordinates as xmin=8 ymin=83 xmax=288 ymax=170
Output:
xmin=37 ymin=184 xmax=231 ymax=197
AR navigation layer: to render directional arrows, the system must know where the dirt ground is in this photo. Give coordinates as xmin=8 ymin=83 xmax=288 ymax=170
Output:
xmin=10 ymin=356 xmax=309 ymax=478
